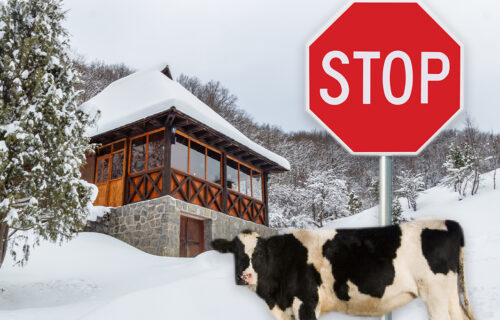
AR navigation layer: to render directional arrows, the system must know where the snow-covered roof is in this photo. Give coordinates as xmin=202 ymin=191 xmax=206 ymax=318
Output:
xmin=82 ymin=70 xmax=290 ymax=171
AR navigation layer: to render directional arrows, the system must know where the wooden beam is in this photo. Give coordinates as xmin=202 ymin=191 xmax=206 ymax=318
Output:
xmin=162 ymin=124 xmax=173 ymax=197
xmin=263 ymin=172 xmax=269 ymax=226
xmin=222 ymin=153 xmax=228 ymax=214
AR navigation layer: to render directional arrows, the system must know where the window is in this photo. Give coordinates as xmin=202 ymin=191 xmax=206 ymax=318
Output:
xmin=240 ymin=165 xmax=251 ymax=196
xmin=171 ymin=131 xmax=222 ymax=185
xmin=95 ymin=139 xmax=126 ymax=183
xmin=171 ymin=134 xmax=188 ymax=172
xmin=252 ymin=171 xmax=263 ymax=201
xmin=226 ymin=159 xmax=239 ymax=190
xmin=226 ymin=157 xmax=263 ymax=201
xmin=190 ymin=141 xmax=205 ymax=178
xmin=207 ymin=149 xmax=221 ymax=184
xmin=148 ymin=131 xmax=164 ymax=169
xmin=130 ymin=136 xmax=146 ymax=173
xmin=111 ymin=152 xmax=124 ymax=179
xmin=129 ymin=129 xmax=165 ymax=174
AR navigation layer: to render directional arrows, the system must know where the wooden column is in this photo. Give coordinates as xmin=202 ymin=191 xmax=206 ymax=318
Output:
xmin=162 ymin=125 xmax=173 ymax=196
xmin=263 ymin=172 xmax=269 ymax=226
xmin=122 ymin=137 xmax=130 ymax=205
xmin=222 ymin=153 xmax=228 ymax=214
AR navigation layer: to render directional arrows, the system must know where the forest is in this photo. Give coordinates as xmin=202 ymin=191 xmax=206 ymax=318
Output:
xmin=75 ymin=59 xmax=500 ymax=229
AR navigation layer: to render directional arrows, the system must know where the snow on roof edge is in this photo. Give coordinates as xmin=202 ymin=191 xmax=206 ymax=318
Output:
xmin=82 ymin=71 xmax=290 ymax=171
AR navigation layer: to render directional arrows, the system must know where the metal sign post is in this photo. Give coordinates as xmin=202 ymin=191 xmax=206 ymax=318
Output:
xmin=379 ymin=155 xmax=393 ymax=320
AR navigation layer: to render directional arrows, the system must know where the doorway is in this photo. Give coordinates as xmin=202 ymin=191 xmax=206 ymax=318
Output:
xmin=179 ymin=216 xmax=204 ymax=257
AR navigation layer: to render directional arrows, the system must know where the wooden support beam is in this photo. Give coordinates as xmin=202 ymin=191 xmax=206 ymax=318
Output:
xmin=222 ymin=153 xmax=228 ymax=214
xmin=162 ymin=123 xmax=173 ymax=197
xmin=123 ymin=137 xmax=130 ymax=205
xmin=263 ymin=172 xmax=269 ymax=226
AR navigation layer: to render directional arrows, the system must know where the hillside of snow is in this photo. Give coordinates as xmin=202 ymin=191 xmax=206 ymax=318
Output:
xmin=0 ymin=170 xmax=498 ymax=320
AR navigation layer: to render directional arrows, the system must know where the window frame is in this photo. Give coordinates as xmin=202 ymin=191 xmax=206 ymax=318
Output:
xmin=226 ymin=155 xmax=264 ymax=202
xmin=173 ymin=130 xmax=222 ymax=185
xmin=95 ymin=138 xmax=126 ymax=183
xmin=128 ymin=128 xmax=165 ymax=175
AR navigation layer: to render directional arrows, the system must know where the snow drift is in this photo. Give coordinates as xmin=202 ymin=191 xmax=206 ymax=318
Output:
xmin=0 ymin=170 xmax=498 ymax=320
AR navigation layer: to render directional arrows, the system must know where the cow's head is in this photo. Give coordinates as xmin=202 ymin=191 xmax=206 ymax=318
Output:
xmin=211 ymin=230 xmax=263 ymax=289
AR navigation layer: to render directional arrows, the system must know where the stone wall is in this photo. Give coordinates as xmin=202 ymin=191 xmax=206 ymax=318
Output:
xmin=87 ymin=195 xmax=277 ymax=257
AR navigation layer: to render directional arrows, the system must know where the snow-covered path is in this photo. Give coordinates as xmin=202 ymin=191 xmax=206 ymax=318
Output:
xmin=0 ymin=171 xmax=499 ymax=319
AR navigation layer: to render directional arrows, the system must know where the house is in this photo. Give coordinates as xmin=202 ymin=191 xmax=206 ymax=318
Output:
xmin=80 ymin=66 xmax=290 ymax=257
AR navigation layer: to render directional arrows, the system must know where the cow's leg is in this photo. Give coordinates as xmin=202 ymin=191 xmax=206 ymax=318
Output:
xmin=269 ymin=305 xmax=292 ymax=320
xmin=419 ymin=276 xmax=453 ymax=320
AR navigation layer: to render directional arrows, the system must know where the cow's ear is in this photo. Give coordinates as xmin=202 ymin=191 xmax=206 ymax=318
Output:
xmin=211 ymin=239 xmax=234 ymax=253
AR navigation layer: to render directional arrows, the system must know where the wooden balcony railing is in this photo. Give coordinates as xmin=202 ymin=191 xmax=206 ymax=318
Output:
xmin=227 ymin=190 xmax=266 ymax=225
xmin=125 ymin=167 xmax=267 ymax=225
xmin=170 ymin=168 xmax=223 ymax=213
xmin=127 ymin=167 xmax=163 ymax=204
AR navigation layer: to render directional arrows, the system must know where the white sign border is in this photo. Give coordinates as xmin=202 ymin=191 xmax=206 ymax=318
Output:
xmin=305 ymin=0 xmax=464 ymax=156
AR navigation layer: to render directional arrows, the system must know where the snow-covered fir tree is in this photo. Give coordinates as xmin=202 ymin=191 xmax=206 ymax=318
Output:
xmin=0 ymin=0 xmax=96 ymax=268
xmin=441 ymin=143 xmax=475 ymax=199
xmin=395 ymin=169 xmax=424 ymax=211
xmin=391 ymin=199 xmax=406 ymax=224
xmin=346 ymin=192 xmax=362 ymax=215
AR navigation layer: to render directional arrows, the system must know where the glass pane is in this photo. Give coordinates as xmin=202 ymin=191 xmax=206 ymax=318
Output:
xmin=131 ymin=136 xmax=146 ymax=173
xmin=190 ymin=141 xmax=205 ymax=178
xmin=207 ymin=149 xmax=221 ymax=184
xmin=102 ymin=158 xmax=109 ymax=182
xmin=98 ymin=145 xmax=111 ymax=156
xmin=113 ymin=140 xmax=125 ymax=151
xmin=226 ymin=159 xmax=239 ymax=191
xmin=171 ymin=134 xmax=188 ymax=172
xmin=148 ymin=131 xmax=164 ymax=169
xmin=252 ymin=171 xmax=263 ymax=201
xmin=240 ymin=165 xmax=251 ymax=196
xmin=96 ymin=159 xmax=103 ymax=183
xmin=111 ymin=151 xmax=124 ymax=179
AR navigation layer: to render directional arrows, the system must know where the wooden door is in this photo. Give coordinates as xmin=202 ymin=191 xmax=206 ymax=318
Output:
xmin=179 ymin=216 xmax=204 ymax=257
xmin=94 ymin=155 xmax=111 ymax=206
xmin=94 ymin=147 xmax=126 ymax=207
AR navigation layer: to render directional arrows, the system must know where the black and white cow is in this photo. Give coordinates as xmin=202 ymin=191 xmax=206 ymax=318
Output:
xmin=212 ymin=219 xmax=475 ymax=320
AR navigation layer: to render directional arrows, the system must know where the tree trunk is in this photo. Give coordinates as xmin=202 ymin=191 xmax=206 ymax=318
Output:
xmin=0 ymin=222 xmax=8 ymax=269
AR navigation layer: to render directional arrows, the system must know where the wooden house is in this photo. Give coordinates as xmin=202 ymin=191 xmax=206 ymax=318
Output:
xmin=81 ymin=66 xmax=289 ymax=256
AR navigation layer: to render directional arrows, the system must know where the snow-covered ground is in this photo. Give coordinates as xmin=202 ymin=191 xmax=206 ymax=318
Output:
xmin=0 ymin=170 xmax=498 ymax=319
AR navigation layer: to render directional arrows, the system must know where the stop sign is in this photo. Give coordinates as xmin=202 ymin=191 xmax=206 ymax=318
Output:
xmin=306 ymin=1 xmax=463 ymax=155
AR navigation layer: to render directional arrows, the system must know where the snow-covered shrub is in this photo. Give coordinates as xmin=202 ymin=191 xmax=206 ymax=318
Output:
xmin=395 ymin=170 xmax=424 ymax=211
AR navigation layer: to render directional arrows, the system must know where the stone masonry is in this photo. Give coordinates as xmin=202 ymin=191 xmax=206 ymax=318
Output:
xmin=86 ymin=195 xmax=277 ymax=257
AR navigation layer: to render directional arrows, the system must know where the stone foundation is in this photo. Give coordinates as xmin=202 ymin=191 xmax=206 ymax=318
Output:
xmin=86 ymin=195 xmax=277 ymax=256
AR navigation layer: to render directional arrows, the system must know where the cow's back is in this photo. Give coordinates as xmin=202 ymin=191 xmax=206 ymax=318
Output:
xmin=289 ymin=219 xmax=463 ymax=317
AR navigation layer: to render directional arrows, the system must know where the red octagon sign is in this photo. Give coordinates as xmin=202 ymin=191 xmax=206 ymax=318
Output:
xmin=306 ymin=1 xmax=463 ymax=155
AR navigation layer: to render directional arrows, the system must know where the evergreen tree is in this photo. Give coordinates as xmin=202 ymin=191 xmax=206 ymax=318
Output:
xmin=441 ymin=143 xmax=475 ymax=199
xmin=346 ymin=192 xmax=362 ymax=215
xmin=0 ymin=0 xmax=96 ymax=268
xmin=395 ymin=169 xmax=424 ymax=211
xmin=391 ymin=199 xmax=405 ymax=224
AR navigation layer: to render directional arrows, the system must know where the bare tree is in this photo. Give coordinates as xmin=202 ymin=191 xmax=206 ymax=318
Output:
xmin=463 ymin=115 xmax=481 ymax=195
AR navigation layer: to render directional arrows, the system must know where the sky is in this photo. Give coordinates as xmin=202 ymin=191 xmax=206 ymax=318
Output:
xmin=63 ymin=0 xmax=500 ymax=134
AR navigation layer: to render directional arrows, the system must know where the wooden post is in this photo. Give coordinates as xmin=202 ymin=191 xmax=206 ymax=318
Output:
xmin=222 ymin=153 xmax=228 ymax=214
xmin=122 ymin=137 xmax=130 ymax=205
xmin=162 ymin=125 xmax=173 ymax=196
xmin=263 ymin=172 xmax=269 ymax=226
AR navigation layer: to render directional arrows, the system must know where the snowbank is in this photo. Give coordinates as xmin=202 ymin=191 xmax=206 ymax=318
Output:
xmin=0 ymin=170 xmax=498 ymax=319
xmin=82 ymin=70 xmax=290 ymax=170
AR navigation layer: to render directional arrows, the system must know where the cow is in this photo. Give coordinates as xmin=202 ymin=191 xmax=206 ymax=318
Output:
xmin=211 ymin=219 xmax=475 ymax=320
